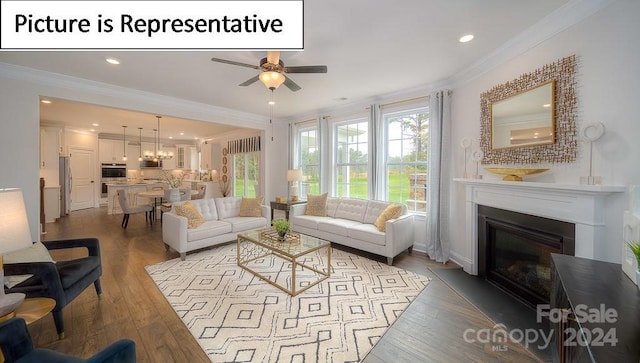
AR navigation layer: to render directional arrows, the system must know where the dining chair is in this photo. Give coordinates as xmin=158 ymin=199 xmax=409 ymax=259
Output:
xmin=116 ymin=189 xmax=153 ymax=228
xmin=190 ymin=184 xmax=205 ymax=200
xmin=179 ymin=188 xmax=191 ymax=201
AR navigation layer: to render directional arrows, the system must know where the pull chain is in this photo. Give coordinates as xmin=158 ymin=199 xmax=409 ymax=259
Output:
xmin=270 ymin=89 xmax=275 ymax=141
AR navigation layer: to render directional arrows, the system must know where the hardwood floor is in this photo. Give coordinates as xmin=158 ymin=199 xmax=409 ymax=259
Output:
xmin=31 ymin=207 xmax=542 ymax=362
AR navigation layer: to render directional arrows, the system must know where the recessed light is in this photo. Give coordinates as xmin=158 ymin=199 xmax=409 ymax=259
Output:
xmin=179 ymin=132 xmax=185 ymax=136
xmin=41 ymin=99 xmax=52 ymax=104
xmin=169 ymin=136 xmax=173 ymax=139
xmin=105 ymin=57 xmax=120 ymax=65
xmin=90 ymin=129 xmax=95 ymax=132
xmin=268 ymin=101 xmax=275 ymax=105
xmin=92 ymin=123 xmax=99 ymax=127
xmin=543 ymin=103 xmax=551 ymax=108
xmin=459 ymin=34 xmax=474 ymax=43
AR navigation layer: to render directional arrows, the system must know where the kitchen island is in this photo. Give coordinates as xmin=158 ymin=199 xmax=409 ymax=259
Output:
xmin=106 ymin=181 xmax=164 ymax=215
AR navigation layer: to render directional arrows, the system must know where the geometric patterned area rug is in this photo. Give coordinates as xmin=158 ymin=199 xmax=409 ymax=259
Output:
xmin=145 ymin=243 xmax=430 ymax=363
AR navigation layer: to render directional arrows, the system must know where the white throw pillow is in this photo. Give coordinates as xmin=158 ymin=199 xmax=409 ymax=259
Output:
xmin=4 ymin=242 xmax=55 ymax=288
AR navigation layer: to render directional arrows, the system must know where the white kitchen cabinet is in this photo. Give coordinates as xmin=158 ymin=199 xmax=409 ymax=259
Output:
xmin=99 ymin=139 xmax=126 ymax=162
xmin=175 ymin=144 xmax=192 ymax=169
xmin=40 ymin=127 xmax=62 ymax=169
xmin=161 ymin=146 xmax=176 ymax=169
xmin=200 ymin=141 xmax=211 ymax=170
xmin=126 ymin=144 xmax=140 ymax=170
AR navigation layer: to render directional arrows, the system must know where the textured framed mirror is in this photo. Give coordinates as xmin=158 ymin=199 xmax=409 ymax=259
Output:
xmin=491 ymin=80 xmax=555 ymax=149
xmin=480 ymin=55 xmax=577 ymax=164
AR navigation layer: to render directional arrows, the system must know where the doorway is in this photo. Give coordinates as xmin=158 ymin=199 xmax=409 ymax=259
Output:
xmin=69 ymin=147 xmax=96 ymax=211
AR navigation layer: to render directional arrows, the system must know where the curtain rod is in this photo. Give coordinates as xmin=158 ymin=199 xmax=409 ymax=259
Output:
xmin=293 ymin=118 xmax=317 ymax=125
xmin=365 ymin=95 xmax=430 ymax=110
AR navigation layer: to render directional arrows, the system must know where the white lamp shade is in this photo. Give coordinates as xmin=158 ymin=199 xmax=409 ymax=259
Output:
xmin=0 ymin=188 xmax=33 ymax=254
xmin=259 ymin=71 xmax=286 ymax=90
xmin=287 ymin=169 xmax=303 ymax=182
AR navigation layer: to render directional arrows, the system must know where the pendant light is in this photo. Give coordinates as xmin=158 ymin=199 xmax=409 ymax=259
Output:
xmin=121 ymin=126 xmax=127 ymax=161
xmin=137 ymin=127 xmax=143 ymax=161
xmin=144 ymin=115 xmax=173 ymax=160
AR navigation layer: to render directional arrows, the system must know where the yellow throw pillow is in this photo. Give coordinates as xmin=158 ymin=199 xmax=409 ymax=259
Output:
xmin=174 ymin=202 xmax=205 ymax=229
xmin=374 ymin=204 xmax=403 ymax=232
xmin=305 ymin=193 xmax=328 ymax=216
xmin=239 ymin=197 xmax=264 ymax=217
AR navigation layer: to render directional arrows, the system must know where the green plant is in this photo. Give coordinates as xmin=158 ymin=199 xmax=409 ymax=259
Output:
xmin=627 ymin=241 xmax=640 ymax=269
xmin=272 ymin=219 xmax=290 ymax=235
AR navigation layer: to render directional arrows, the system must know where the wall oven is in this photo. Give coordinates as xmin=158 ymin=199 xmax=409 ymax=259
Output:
xmin=101 ymin=163 xmax=127 ymax=178
xmin=101 ymin=163 xmax=127 ymax=197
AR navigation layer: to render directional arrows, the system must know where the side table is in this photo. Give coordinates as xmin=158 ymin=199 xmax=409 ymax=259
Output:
xmin=0 ymin=297 xmax=56 ymax=325
xmin=270 ymin=200 xmax=306 ymax=222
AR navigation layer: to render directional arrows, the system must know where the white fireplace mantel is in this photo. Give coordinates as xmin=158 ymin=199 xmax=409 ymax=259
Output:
xmin=453 ymin=178 xmax=626 ymax=275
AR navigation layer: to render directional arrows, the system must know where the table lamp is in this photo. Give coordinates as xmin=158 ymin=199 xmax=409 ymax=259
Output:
xmin=287 ymin=170 xmax=303 ymax=202
xmin=0 ymin=188 xmax=34 ymax=317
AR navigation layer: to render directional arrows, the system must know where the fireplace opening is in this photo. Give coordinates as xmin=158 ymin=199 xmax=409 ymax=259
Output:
xmin=478 ymin=206 xmax=575 ymax=307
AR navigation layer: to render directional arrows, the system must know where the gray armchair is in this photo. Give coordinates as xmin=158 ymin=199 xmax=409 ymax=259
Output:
xmin=4 ymin=238 xmax=103 ymax=339
xmin=0 ymin=317 xmax=136 ymax=362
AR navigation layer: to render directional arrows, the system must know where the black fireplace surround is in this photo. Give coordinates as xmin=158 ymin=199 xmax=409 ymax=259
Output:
xmin=478 ymin=206 xmax=575 ymax=307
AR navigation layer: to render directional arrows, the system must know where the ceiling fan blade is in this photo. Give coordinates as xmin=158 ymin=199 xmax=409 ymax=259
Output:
xmin=283 ymin=65 xmax=328 ymax=74
xmin=239 ymin=75 xmax=260 ymax=86
xmin=267 ymin=51 xmax=280 ymax=65
xmin=283 ymin=76 xmax=302 ymax=92
xmin=210 ymin=57 xmax=260 ymax=70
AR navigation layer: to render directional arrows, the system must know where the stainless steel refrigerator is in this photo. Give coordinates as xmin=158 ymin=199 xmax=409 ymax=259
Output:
xmin=59 ymin=156 xmax=71 ymax=216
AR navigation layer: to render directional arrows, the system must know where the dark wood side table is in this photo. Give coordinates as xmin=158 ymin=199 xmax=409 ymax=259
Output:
xmin=551 ymin=254 xmax=640 ymax=362
xmin=270 ymin=201 xmax=306 ymax=222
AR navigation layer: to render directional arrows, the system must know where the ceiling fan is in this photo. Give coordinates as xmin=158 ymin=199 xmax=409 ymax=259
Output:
xmin=210 ymin=51 xmax=327 ymax=92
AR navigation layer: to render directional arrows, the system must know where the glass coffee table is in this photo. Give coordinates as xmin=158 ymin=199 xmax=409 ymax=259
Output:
xmin=237 ymin=228 xmax=331 ymax=296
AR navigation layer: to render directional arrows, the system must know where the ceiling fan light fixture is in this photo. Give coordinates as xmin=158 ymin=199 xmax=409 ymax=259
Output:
xmin=259 ymin=71 xmax=285 ymax=90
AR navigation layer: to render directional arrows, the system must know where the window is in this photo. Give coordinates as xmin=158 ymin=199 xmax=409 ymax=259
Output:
xmin=335 ymin=119 xmax=368 ymax=199
xmin=385 ymin=107 xmax=429 ymax=212
xmin=233 ymin=152 xmax=259 ymax=197
xmin=298 ymin=127 xmax=320 ymax=197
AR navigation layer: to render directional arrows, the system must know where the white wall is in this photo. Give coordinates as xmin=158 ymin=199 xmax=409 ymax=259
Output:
xmin=0 ymin=66 xmax=268 ymax=240
xmin=448 ymin=0 xmax=640 ymax=266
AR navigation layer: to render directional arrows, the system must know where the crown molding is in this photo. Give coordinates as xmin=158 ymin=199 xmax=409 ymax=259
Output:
xmin=449 ymin=0 xmax=615 ymax=87
xmin=0 ymin=62 xmax=268 ymax=129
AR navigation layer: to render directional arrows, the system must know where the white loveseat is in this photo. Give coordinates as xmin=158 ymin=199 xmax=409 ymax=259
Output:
xmin=290 ymin=197 xmax=414 ymax=265
xmin=162 ymin=197 xmax=270 ymax=260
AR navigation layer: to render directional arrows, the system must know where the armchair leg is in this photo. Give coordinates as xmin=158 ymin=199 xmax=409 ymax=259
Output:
xmin=387 ymin=257 xmax=393 ymax=266
xmin=408 ymin=246 xmax=413 ymax=254
xmin=121 ymin=215 xmax=127 ymax=228
xmin=52 ymin=310 xmax=65 ymax=339
xmin=94 ymin=279 xmax=103 ymax=296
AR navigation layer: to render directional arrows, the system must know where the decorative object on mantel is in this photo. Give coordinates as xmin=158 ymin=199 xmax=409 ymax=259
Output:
xmin=480 ymin=55 xmax=577 ymax=164
xmin=485 ymin=167 xmax=549 ymax=181
xmin=460 ymin=137 xmax=472 ymax=178
xmin=471 ymin=149 xmax=484 ymax=179
xmin=580 ymin=122 xmax=606 ymax=185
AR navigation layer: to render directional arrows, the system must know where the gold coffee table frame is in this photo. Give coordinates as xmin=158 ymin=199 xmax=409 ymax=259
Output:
xmin=237 ymin=228 xmax=331 ymax=296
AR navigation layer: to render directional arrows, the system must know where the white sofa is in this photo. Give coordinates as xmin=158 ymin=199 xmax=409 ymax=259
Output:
xmin=290 ymin=197 xmax=414 ymax=265
xmin=162 ymin=197 xmax=270 ymax=260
